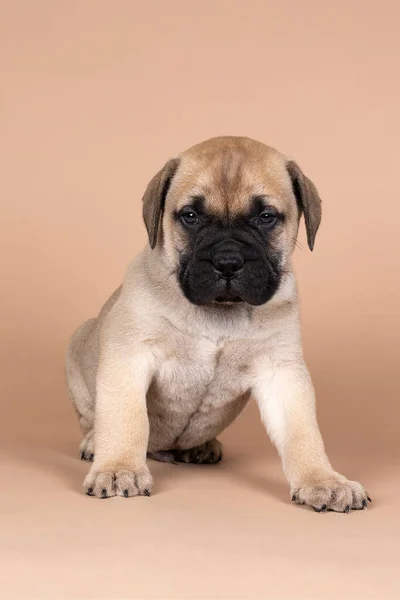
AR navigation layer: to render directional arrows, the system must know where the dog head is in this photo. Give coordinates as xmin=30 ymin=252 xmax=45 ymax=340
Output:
xmin=142 ymin=137 xmax=321 ymax=306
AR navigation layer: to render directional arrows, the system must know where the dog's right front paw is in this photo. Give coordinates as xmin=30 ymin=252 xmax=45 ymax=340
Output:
xmin=83 ymin=464 xmax=153 ymax=499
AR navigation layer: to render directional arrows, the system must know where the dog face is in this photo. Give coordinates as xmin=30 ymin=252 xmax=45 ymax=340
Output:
xmin=142 ymin=137 xmax=321 ymax=306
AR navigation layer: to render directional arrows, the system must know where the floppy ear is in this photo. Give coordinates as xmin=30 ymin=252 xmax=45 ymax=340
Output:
xmin=142 ymin=158 xmax=180 ymax=249
xmin=286 ymin=160 xmax=322 ymax=251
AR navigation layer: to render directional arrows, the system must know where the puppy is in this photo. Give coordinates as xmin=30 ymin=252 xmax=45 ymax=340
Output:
xmin=66 ymin=136 xmax=370 ymax=511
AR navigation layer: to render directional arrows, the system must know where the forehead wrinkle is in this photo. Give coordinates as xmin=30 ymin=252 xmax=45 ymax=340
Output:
xmin=170 ymin=146 xmax=295 ymax=217
xmin=206 ymin=152 xmax=254 ymax=217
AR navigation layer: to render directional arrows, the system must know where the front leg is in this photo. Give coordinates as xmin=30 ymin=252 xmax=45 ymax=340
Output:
xmin=84 ymin=345 xmax=154 ymax=499
xmin=252 ymin=360 xmax=371 ymax=512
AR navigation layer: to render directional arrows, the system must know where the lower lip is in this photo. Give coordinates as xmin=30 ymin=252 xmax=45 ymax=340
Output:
xmin=214 ymin=295 xmax=243 ymax=303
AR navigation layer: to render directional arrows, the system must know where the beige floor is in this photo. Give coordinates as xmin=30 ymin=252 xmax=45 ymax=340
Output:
xmin=1 ymin=347 xmax=399 ymax=600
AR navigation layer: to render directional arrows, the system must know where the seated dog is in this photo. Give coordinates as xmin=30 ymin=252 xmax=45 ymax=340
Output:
xmin=66 ymin=136 xmax=370 ymax=511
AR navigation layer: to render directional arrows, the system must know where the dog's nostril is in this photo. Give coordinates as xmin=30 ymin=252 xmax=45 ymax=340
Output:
xmin=213 ymin=253 xmax=244 ymax=277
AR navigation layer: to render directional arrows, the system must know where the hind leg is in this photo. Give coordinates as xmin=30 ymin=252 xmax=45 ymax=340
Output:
xmin=149 ymin=439 xmax=223 ymax=464
xmin=72 ymin=397 xmax=96 ymax=461
xmin=80 ymin=428 xmax=95 ymax=461
xmin=75 ymin=400 xmax=95 ymax=461
xmin=174 ymin=439 xmax=223 ymax=464
xmin=66 ymin=319 xmax=97 ymax=461
xmin=70 ymin=387 xmax=95 ymax=461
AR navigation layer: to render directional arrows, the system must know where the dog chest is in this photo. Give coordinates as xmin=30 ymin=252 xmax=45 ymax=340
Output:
xmin=146 ymin=335 xmax=248 ymax=450
xmin=156 ymin=336 xmax=224 ymax=405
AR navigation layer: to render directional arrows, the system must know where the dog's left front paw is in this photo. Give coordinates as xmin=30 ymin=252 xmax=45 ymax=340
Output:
xmin=291 ymin=473 xmax=371 ymax=513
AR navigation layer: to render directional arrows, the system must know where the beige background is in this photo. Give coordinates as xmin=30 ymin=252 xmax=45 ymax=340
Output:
xmin=1 ymin=1 xmax=399 ymax=599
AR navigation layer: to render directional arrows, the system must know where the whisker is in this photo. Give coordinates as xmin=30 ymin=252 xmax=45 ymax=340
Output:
xmin=293 ymin=237 xmax=303 ymax=251
xmin=165 ymin=267 xmax=179 ymax=283
xmin=281 ymin=269 xmax=294 ymax=281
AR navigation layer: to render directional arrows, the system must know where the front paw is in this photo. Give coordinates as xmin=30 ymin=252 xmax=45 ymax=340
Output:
xmin=291 ymin=473 xmax=371 ymax=513
xmin=83 ymin=464 xmax=153 ymax=499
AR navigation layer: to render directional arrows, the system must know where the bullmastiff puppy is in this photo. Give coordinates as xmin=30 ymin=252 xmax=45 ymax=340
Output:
xmin=66 ymin=136 xmax=371 ymax=511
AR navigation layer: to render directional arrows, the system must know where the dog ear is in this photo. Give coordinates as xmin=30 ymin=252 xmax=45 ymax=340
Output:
xmin=142 ymin=158 xmax=180 ymax=249
xmin=286 ymin=160 xmax=322 ymax=251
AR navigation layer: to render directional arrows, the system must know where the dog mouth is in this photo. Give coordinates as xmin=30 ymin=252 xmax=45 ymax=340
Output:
xmin=214 ymin=294 xmax=243 ymax=303
xmin=178 ymin=250 xmax=283 ymax=307
xmin=213 ymin=282 xmax=244 ymax=304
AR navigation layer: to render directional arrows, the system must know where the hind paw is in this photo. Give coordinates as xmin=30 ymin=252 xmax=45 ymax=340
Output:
xmin=80 ymin=430 xmax=94 ymax=462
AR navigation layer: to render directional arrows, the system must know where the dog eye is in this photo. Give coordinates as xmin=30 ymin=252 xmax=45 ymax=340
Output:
xmin=181 ymin=210 xmax=199 ymax=226
xmin=259 ymin=211 xmax=277 ymax=226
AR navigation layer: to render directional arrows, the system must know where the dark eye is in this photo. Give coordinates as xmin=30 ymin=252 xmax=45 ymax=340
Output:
xmin=181 ymin=209 xmax=199 ymax=226
xmin=259 ymin=211 xmax=278 ymax=226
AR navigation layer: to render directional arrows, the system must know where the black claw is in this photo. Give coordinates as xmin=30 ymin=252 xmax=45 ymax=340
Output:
xmin=344 ymin=505 xmax=350 ymax=513
xmin=362 ymin=499 xmax=368 ymax=509
xmin=86 ymin=487 xmax=93 ymax=496
xmin=321 ymin=504 xmax=327 ymax=512
xmin=80 ymin=452 xmax=85 ymax=460
xmin=101 ymin=489 xmax=108 ymax=499
xmin=367 ymin=495 xmax=372 ymax=503
xmin=313 ymin=506 xmax=323 ymax=513
xmin=291 ymin=494 xmax=297 ymax=502
xmin=123 ymin=489 xmax=129 ymax=498
xmin=144 ymin=489 xmax=151 ymax=497
xmin=209 ymin=453 xmax=216 ymax=463
xmin=89 ymin=453 xmax=94 ymax=461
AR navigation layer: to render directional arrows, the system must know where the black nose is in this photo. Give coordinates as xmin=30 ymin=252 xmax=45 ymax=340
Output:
xmin=212 ymin=242 xmax=244 ymax=279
